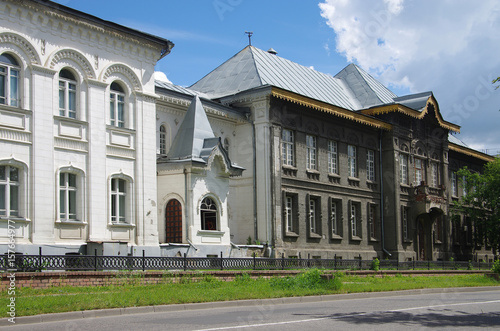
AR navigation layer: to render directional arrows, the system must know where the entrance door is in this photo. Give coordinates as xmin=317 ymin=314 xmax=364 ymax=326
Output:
xmin=165 ymin=199 xmax=182 ymax=243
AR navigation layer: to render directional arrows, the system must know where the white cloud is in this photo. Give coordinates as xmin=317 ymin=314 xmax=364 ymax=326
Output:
xmin=319 ymin=0 xmax=500 ymax=149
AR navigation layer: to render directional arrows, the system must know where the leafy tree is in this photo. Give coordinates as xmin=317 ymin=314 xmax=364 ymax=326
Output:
xmin=453 ymin=158 xmax=500 ymax=254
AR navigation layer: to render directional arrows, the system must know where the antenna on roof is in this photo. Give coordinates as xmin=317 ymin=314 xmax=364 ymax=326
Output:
xmin=245 ymin=31 xmax=253 ymax=46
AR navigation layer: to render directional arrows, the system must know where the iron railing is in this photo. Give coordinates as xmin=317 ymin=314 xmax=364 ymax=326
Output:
xmin=1 ymin=251 xmax=495 ymax=272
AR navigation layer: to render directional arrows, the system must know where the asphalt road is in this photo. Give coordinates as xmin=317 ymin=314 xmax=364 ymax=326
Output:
xmin=3 ymin=288 xmax=500 ymax=330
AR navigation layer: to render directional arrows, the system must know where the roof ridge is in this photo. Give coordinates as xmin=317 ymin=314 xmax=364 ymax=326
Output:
xmin=249 ymin=46 xmax=264 ymax=86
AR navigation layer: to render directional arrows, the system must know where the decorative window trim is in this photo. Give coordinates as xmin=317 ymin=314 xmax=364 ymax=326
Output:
xmin=282 ymin=128 xmax=294 ymax=166
xmin=348 ymin=145 xmax=357 ymax=178
xmin=108 ymin=172 xmax=134 ymax=225
xmin=0 ymin=158 xmax=28 ymax=220
xmin=56 ymin=165 xmax=86 ymax=223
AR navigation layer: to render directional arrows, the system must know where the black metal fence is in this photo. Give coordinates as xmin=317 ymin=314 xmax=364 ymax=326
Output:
xmin=1 ymin=251 xmax=495 ymax=272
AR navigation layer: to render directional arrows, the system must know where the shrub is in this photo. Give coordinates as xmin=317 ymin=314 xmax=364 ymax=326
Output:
xmin=370 ymin=258 xmax=380 ymax=271
xmin=492 ymin=259 xmax=500 ymax=274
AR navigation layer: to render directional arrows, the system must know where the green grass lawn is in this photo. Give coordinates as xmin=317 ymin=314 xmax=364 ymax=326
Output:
xmin=2 ymin=270 xmax=499 ymax=317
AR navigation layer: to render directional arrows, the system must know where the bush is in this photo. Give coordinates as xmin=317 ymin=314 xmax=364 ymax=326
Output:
xmin=270 ymin=269 xmax=342 ymax=291
xmin=371 ymin=258 xmax=380 ymax=271
xmin=492 ymin=260 xmax=500 ymax=274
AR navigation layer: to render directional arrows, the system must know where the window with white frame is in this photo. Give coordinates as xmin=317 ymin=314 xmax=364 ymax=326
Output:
xmin=368 ymin=204 xmax=377 ymax=239
xmin=0 ymin=165 xmax=19 ymax=217
xmin=350 ymin=201 xmax=360 ymax=238
xmin=327 ymin=140 xmax=338 ymax=174
xmin=111 ymin=178 xmax=127 ymax=223
xmin=402 ymin=207 xmax=409 ymax=241
xmin=110 ymin=82 xmax=125 ymax=128
xmin=285 ymin=195 xmax=293 ymax=233
xmin=59 ymin=172 xmax=77 ymax=221
xmin=431 ymin=162 xmax=439 ymax=187
xmin=308 ymin=196 xmax=320 ymax=234
xmin=366 ymin=149 xmax=375 ymax=181
xmin=330 ymin=199 xmax=340 ymax=237
xmin=306 ymin=135 xmax=317 ymax=170
xmin=414 ymin=158 xmax=423 ymax=185
xmin=283 ymin=193 xmax=298 ymax=234
xmin=159 ymin=125 xmax=167 ymax=155
xmin=0 ymin=53 xmax=20 ymax=107
xmin=348 ymin=145 xmax=357 ymax=177
xmin=462 ymin=175 xmax=467 ymax=196
xmin=59 ymin=69 xmax=77 ymax=119
xmin=399 ymin=153 xmax=408 ymax=184
xmin=282 ymin=129 xmax=294 ymax=166
xmin=451 ymin=171 xmax=457 ymax=196
xmin=200 ymin=197 xmax=218 ymax=231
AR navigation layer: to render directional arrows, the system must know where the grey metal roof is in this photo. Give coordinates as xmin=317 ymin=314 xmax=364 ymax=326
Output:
xmin=155 ymin=80 xmax=210 ymax=99
xmin=448 ymin=133 xmax=469 ymax=148
xmin=394 ymin=92 xmax=433 ymax=111
xmin=335 ymin=64 xmax=397 ymax=108
xmin=190 ymin=46 xmax=397 ymax=110
xmin=166 ymin=95 xmax=215 ymax=163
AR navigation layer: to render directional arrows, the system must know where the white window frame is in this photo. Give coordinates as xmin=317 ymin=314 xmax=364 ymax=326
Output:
xmin=348 ymin=145 xmax=357 ymax=178
xmin=330 ymin=199 xmax=338 ymax=236
xmin=431 ymin=162 xmax=439 ymax=187
xmin=110 ymin=176 xmax=132 ymax=224
xmin=285 ymin=195 xmax=293 ymax=233
xmin=110 ymin=83 xmax=125 ymax=128
xmin=309 ymin=198 xmax=317 ymax=234
xmin=159 ymin=125 xmax=167 ymax=155
xmin=282 ymin=129 xmax=294 ymax=166
xmin=366 ymin=149 xmax=375 ymax=181
xmin=451 ymin=171 xmax=457 ymax=196
xmin=400 ymin=153 xmax=408 ymax=185
xmin=368 ymin=204 xmax=376 ymax=239
xmin=58 ymin=69 xmax=77 ymax=119
xmin=59 ymin=172 xmax=77 ymax=221
xmin=414 ymin=158 xmax=423 ymax=185
xmin=306 ymin=135 xmax=317 ymax=170
xmin=200 ymin=196 xmax=219 ymax=231
xmin=0 ymin=165 xmax=19 ymax=217
xmin=327 ymin=140 xmax=338 ymax=174
xmin=0 ymin=53 xmax=20 ymax=107
xmin=350 ymin=202 xmax=358 ymax=238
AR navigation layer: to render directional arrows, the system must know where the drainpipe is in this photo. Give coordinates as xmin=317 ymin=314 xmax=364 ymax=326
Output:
xmin=252 ymin=119 xmax=258 ymax=244
xmin=379 ymin=130 xmax=392 ymax=258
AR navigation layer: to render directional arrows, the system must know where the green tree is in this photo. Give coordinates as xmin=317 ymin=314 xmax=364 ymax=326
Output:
xmin=453 ymin=158 xmax=500 ymax=254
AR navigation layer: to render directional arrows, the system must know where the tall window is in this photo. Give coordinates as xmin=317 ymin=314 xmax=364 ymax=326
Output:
xmin=368 ymin=205 xmax=376 ymax=239
xmin=59 ymin=69 xmax=77 ymax=118
xmin=327 ymin=140 xmax=338 ymax=174
xmin=282 ymin=129 xmax=294 ymax=166
xmin=223 ymin=138 xmax=230 ymax=155
xmin=159 ymin=125 xmax=167 ymax=155
xmin=451 ymin=172 xmax=457 ymax=196
xmin=111 ymin=178 xmax=127 ymax=223
xmin=366 ymin=149 xmax=375 ymax=181
xmin=110 ymin=82 xmax=125 ymax=128
xmin=59 ymin=173 xmax=77 ymax=221
xmin=399 ymin=154 xmax=408 ymax=184
xmin=309 ymin=198 xmax=317 ymax=234
xmin=434 ymin=216 xmax=443 ymax=242
xmin=350 ymin=202 xmax=358 ymax=237
xmin=201 ymin=197 xmax=218 ymax=231
xmin=402 ymin=207 xmax=409 ymax=241
xmin=348 ymin=145 xmax=357 ymax=177
xmin=285 ymin=195 xmax=294 ymax=233
xmin=306 ymin=135 xmax=317 ymax=170
xmin=0 ymin=165 xmax=19 ymax=217
xmin=330 ymin=199 xmax=338 ymax=236
xmin=0 ymin=53 xmax=20 ymax=107
xmin=414 ymin=158 xmax=423 ymax=185
xmin=431 ymin=163 xmax=439 ymax=187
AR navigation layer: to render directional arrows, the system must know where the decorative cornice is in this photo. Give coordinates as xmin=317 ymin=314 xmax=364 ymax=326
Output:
xmin=101 ymin=64 xmax=141 ymax=91
xmin=271 ymin=87 xmax=392 ymax=131
xmin=54 ymin=137 xmax=88 ymax=152
xmin=448 ymin=143 xmax=495 ymax=162
xmin=31 ymin=64 xmax=57 ymax=75
xmin=361 ymin=96 xmax=460 ymax=133
xmin=0 ymin=128 xmax=31 ymax=144
xmin=0 ymin=32 xmax=40 ymax=65
xmin=106 ymin=145 xmax=136 ymax=159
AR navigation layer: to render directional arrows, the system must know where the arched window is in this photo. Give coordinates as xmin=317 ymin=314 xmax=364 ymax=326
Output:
xmin=59 ymin=172 xmax=77 ymax=221
xmin=200 ymin=197 xmax=218 ymax=231
xmin=59 ymin=69 xmax=77 ymax=118
xmin=110 ymin=177 xmax=128 ymax=223
xmin=0 ymin=165 xmax=19 ymax=217
xmin=165 ymin=199 xmax=182 ymax=243
xmin=0 ymin=53 xmax=20 ymax=107
xmin=159 ymin=125 xmax=167 ymax=155
xmin=110 ymin=82 xmax=125 ymax=128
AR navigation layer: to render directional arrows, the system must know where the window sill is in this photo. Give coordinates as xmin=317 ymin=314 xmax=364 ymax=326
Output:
xmin=348 ymin=177 xmax=360 ymax=182
xmin=282 ymin=165 xmax=297 ymax=170
xmin=197 ymin=230 xmax=225 ymax=236
xmin=308 ymin=232 xmax=322 ymax=239
xmin=330 ymin=234 xmax=342 ymax=240
xmin=106 ymin=125 xmax=136 ymax=133
xmin=369 ymin=238 xmax=379 ymax=242
xmin=0 ymin=104 xmax=32 ymax=115
xmin=403 ymin=240 xmax=413 ymax=244
xmin=0 ymin=216 xmax=31 ymax=223
xmin=55 ymin=220 xmax=87 ymax=226
xmin=54 ymin=115 xmax=87 ymax=125
xmin=306 ymin=169 xmax=320 ymax=174
xmin=350 ymin=236 xmax=362 ymax=242
xmin=108 ymin=222 xmax=135 ymax=228
xmin=285 ymin=231 xmax=299 ymax=238
xmin=160 ymin=243 xmax=189 ymax=247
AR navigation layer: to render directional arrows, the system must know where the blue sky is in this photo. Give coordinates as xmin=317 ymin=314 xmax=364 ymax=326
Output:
xmin=52 ymin=0 xmax=500 ymax=153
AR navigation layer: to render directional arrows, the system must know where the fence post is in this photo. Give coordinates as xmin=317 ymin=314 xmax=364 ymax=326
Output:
xmin=307 ymin=253 xmax=310 ymax=268
xmin=359 ymin=254 xmax=362 ymax=269
xmin=183 ymin=253 xmax=187 ymax=271
xmin=253 ymin=253 xmax=256 ymax=270
xmin=220 ymin=251 xmax=223 ymax=271
xmin=428 ymin=260 xmax=430 ymax=270
xmin=281 ymin=253 xmax=285 ymax=270
xmin=334 ymin=254 xmax=337 ymax=270
xmin=396 ymin=254 xmax=399 ymax=271
xmin=413 ymin=258 xmax=415 ymax=270
xmin=142 ymin=250 xmax=145 ymax=272
xmin=39 ymin=247 xmax=42 ymax=270
xmin=94 ymin=249 xmax=98 ymax=272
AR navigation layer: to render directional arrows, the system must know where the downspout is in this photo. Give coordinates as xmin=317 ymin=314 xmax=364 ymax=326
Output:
xmin=379 ymin=130 xmax=392 ymax=258
xmin=252 ymin=120 xmax=258 ymax=244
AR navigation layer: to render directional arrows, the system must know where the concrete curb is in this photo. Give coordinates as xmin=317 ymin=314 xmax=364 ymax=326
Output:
xmin=2 ymin=286 xmax=500 ymax=326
